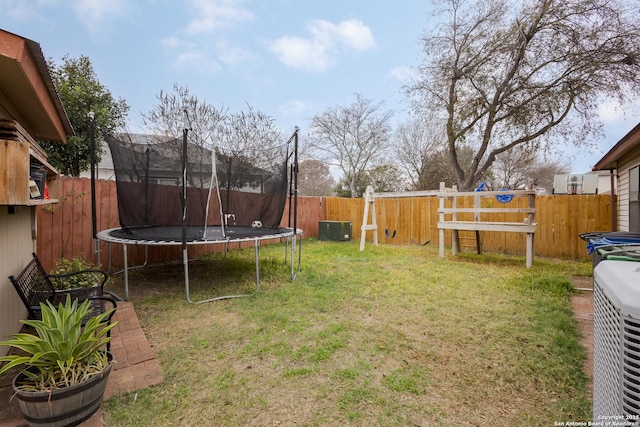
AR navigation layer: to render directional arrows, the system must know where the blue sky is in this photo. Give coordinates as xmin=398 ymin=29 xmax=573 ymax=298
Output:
xmin=2 ymin=0 xmax=639 ymax=174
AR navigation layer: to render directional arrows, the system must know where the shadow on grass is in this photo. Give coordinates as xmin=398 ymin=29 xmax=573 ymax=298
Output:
xmin=106 ymin=250 xmax=291 ymax=302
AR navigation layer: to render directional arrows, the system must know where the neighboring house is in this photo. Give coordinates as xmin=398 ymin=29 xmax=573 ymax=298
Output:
xmin=587 ymin=170 xmax=617 ymax=196
xmin=78 ymin=140 xmax=116 ymax=181
xmin=0 ymin=29 xmax=73 ymax=353
xmin=78 ymin=134 xmax=173 ymax=182
xmin=592 ymin=122 xmax=640 ymax=232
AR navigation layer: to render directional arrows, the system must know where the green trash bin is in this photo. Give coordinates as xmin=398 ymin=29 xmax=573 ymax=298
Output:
xmin=596 ymin=245 xmax=640 ymax=262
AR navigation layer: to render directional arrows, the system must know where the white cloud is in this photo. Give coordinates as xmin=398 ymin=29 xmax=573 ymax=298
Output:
xmin=0 ymin=0 xmax=57 ymax=21
xmin=270 ymin=19 xmax=376 ymax=72
xmin=310 ymin=20 xmax=375 ymax=51
xmin=172 ymin=49 xmax=221 ymax=73
xmin=185 ymin=0 xmax=254 ymax=34
xmin=388 ymin=66 xmax=416 ymax=84
xmin=279 ymin=99 xmax=314 ymax=116
xmin=598 ymin=99 xmax=623 ymax=123
xmin=0 ymin=0 xmax=130 ymax=37
xmin=162 ymin=37 xmax=250 ymax=72
xmin=161 ymin=0 xmax=253 ymax=72
xmin=270 ymin=36 xmax=334 ymax=71
xmin=162 ymin=38 xmax=221 ymax=73
xmin=215 ymin=40 xmax=255 ymax=66
xmin=161 ymin=36 xmax=183 ymax=50
xmin=597 ymin=97 xmax=640 ymax=125
xmin=72 ymin=0 xmax=130 ymax=34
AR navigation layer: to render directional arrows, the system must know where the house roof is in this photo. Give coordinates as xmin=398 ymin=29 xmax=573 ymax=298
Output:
xmin=0 ymin=29 xmax=73 ymax=142
xmin=593 ymin=121 xmax=640 ymax=171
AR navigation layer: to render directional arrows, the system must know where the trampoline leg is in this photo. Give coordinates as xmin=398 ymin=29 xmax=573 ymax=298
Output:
xmin=254 ymin=238 xmax=260 ymax=291
xmin=284 ymin=237 xmax=289 ymax=263
xmin=186 ymin=241 xmax=259 ymax=304
xmin=184 ymin=248 xmax=193 ymax=304
xmin=123 ymin=244 xmax=129 ymax=301
xmin=109 ymin=243 xmax=148 ymax=279
xmin=293 ymin=232 xmax=302 ymax=280
xmin=108 ymin=242 xmax=112 ymax=273
xmin=94 ymin=238 xmax=100 ymax=267
xmin=290 ymin=234 xmax=295 ymax=279
xmin=104 ymin=242 xmax=113 ymax=273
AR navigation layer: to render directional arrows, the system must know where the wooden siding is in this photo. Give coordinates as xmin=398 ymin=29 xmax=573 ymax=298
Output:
xmin=0 ymin=206 xmax=32 ymax=349
xmin=616 ymin=145 xmax=640 ymax=232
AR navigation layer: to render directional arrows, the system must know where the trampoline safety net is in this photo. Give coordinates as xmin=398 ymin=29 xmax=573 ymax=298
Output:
xmin=105 ymin=132 xmax=290 ymax=241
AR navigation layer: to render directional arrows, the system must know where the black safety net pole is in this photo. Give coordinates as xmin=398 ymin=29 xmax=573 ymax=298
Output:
xmin=182 ymin=115 xmax=192 ymax=302
xmin=226 ymin=157 xmax=232 ymax=228
xmin=289 ymin=127 xmax=301 ymax=279
xmin=293 ymin=127 xmax=299 ymax=235
xmin=89 ymin=112 xmax=99 ymax=263
xmin=182 ymin=128 xmax=188 ymax=250
xmin=144 ymin=147 xmax=150 ymax=225
xmin=288 ymin=162 xmax=293 ymax=228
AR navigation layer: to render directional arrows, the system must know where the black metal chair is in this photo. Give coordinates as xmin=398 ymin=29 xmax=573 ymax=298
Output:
xmin=9 ymin=253 xmax=118 ymax=351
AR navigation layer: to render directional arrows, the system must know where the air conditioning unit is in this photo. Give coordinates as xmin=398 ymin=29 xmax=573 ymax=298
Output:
xmin=553 ymin=175 xmax=568 ymax=194
xmin=568 ymin=174 xmax=583 ymax=194
xmin=593 ymin=260 xmax=640 ymax=418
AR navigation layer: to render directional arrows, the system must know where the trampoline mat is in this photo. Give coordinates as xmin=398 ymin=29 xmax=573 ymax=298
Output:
xmin=108 ymin=225 xmax=293 ymax=242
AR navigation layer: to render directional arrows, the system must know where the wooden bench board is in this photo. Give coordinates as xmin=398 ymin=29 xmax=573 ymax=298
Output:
xmin=438 ymin=207 xmax=536 ymax=214
xmin=437 ymin=221 xmax=537 ymax=233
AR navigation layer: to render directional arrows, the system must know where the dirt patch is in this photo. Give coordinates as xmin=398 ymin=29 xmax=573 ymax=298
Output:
xmin=572 ymin=276 xmax=593 ymax=291
xmin=571 ymin=276 xmax=594 ymax=389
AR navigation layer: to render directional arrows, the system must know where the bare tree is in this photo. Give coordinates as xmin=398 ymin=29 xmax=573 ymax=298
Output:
xmin=408 ymin=0 xmax=640 ymax=190
xmin=367 ymin=164 xmax=406 ymax=192
xmin=308 ymin=94 xmax=393 ymax=198
xmin=142 ymin=85 xmax=286 ymax=192
xmin=487 ymin=145 xmax=568 ymax=191
xmin=394 ymin=115 xmax=445 ymax=190
xmin=142 ymin=84 xmax=225 ymax=149
xmin=216 ymin=105 xmax=283 ymax=169
xmin=421 ymin=145 xmax=479 ymax=190
xmin=528 ymin=155 xmax=571 ymax=194
xmin=485 ymin=145 xmax=538 ymax=190
xmin=298 ymin=159 xmax=335 ymax=196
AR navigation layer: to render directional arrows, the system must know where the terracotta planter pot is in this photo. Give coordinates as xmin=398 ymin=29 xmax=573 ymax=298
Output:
xmin=12 ymin=353 xmax=113 ymax=427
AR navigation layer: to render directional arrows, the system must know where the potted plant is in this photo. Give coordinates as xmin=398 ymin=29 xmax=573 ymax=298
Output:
xmin=0 ymin=295 xmax=117 ymax=427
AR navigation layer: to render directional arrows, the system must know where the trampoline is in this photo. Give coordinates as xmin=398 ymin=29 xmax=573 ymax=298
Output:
xmin=95 ymin=123 xmax=302 ymax=303
xmin=98 ymin=225 xmax=302 ymax=302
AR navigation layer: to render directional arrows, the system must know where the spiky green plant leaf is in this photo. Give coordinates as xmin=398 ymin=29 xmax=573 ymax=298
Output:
xmin=0 ymin=294 xmax=116 ymax=391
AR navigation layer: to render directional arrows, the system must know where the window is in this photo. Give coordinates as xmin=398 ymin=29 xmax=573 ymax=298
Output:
xmin=631 ymin=165 xmax=639 ymax=232
xmin=143 ymin=177 xmax=178 ymax=186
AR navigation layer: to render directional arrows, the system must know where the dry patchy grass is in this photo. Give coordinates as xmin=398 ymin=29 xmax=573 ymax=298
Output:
xmin=103 ymin=240 xmax=591 ymax=426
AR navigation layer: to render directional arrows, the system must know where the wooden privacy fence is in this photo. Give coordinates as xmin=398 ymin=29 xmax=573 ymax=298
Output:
xmin=36 ymin=177 xmax=613 ymax=270
xmin=35 ymin=177 xmax=326 ymax=272
xmin=323 ymin=193 xmax=613 ymax=261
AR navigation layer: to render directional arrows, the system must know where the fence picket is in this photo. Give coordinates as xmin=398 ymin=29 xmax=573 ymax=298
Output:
xmin=36 ymin=178 xmax=613 ymax=271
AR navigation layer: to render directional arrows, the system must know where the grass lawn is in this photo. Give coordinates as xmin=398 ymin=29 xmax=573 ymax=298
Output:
xmin=103 ymin=239 xmax=592 ymax=426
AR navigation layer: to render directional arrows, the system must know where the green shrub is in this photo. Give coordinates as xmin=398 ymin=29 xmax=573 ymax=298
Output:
xmin=49 ymin=255 xmax=106 ymax=290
